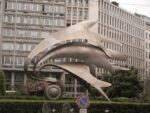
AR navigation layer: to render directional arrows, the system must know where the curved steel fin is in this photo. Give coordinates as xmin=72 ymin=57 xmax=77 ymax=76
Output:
xmin=49 ymin=62 xmax=111 ymax=101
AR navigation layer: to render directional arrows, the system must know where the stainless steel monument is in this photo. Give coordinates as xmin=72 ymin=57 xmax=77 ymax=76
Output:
xmin=24 ymin=20 xmax=128 ymax=101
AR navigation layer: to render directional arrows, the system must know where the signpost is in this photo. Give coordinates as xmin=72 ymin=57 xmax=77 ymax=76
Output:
xmin=79 ymin=109 xmax=87 ymax=113
xmin=76 ymin=95 xmax=90 ymax=113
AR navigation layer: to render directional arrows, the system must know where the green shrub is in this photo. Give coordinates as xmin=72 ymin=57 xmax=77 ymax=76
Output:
xmin=0 ymin=100 xmax=150 ymax=113
xmin=103 ymin=68 xmax=143 ymax=98
xmin=0 ymin=95 xmax=45 ymax=100
xmin=0 ymin=101 xmax=78 ymax=113
xmin=0 ymin=70 xmax=6 ymax=96
xmin=112 ymin=97 xmax=131 ymax=102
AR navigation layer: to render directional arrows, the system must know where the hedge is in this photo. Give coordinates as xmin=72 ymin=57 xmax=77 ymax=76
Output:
xmin=0 ymin=100 xmax=150 ymax=113
xmin=0 ymin=70 xmax=6 ymax=96
xmin=0 ymin=95 xmax=45 ymax=100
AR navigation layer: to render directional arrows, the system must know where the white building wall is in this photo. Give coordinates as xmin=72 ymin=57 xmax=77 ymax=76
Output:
xmin=97 ymin=0 xmax=146 ymax=79
xmin=88 ymin=0 xmax=98 ymax=33
xmin=1 ymin=0 xmax=66 ymax=90
xmin=0 ymin=0 xmax=148 ymax=96
xmin=145 ymin=30 xmax=150 ymax=78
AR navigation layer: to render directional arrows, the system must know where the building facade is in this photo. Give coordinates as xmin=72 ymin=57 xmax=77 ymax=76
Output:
xmin=1 ymin=0 xmax=66 ymax=89
xmin=145 ymin=24 xmax=150 ymax=78
xmin=0 ymin=0 xmax=147 ymax=97
xmin=136 ymin=14 xmax=150 ymax=78
xmin=0 ymin=0 xmax=89 ymax=97
xmin=145 ymin=23 xmax=150 ymax=95
xmin=97 ymin=0 xmax=145 ymax=79
xmin=136 ymin=14 xmax=150 ymax=95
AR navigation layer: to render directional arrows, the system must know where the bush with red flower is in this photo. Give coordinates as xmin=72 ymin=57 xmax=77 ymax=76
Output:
xmin=25 ymin=81 xmax=48 ymax=96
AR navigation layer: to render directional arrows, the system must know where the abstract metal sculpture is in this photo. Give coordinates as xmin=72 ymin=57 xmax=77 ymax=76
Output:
xmin=24 ymin=20 xmax=128 ymax=101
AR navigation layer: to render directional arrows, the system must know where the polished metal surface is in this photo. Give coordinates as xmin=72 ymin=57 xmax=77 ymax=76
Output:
xmin=24 ymin=20 xmax=128 ymax=101
xmin=36 ymin=42 xmax=127 ymax=73
xmin=27 ymin=20 xmax=122 ymax=60
xmin=44 ymin=85 xmax=62 ymax=100
xmin=49 ymin=62 xmax=111 ymax=101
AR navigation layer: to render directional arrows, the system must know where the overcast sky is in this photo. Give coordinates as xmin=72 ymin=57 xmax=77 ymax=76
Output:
xmin=110 ymin=0 xmax=150 ymax=17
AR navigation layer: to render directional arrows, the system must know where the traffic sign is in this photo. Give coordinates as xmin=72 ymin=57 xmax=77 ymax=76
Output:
xmin=76 ymin=95 xmax=90 ymax=109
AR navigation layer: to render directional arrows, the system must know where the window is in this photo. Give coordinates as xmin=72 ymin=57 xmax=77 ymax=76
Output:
xmin=79 ymin=0 xmax=83 ymax=4
xmin=3 ymin=29 xmax=14 ymax=37
xmin=54 ymin=19 xmax=65 ymax=26
xmin=15 ymin=73 xmax=24 ymax=85
xmin=43 ymin=18 xmax=51 ymax=25
xmin=15 ymin=43 xmax=33 ymax=51
xmin=84 ymin=11 xmax=88 ymax=19
xmin=44 ymin=5 xmax=53 ymax=13
xmin=31 ymin=44 xmax=36 ymax=50
xmin=3 ymin=15 xmax=8 ymax=22
xmin=7 ymin=15 xmax=15 ymax=23
xmin=55 ymin=6 xmax=59 ymax=13
xmin=67 ymin=10 xmax=71 ymax=16
xmin=60 ymin=19 xmax=65 ymax=26
xmin=2 ymin=56 xmax=13 ymax=65
xmin=16 ymin=16 xmax=20 ymax=23
xmin=73 ymin=9 xmax=77 ymax=17
xmin=67 ymin=0 xmax=71 ymax=5
xmin=25 ymin=30 xmax=31 ymax=37
xmin=27 ymin=44 xmax=32 ymax=51
xmin=54 ymin=5 xmax=65 ymax=14
xmin=60 ymin=6 xmax=65 ymax=13
xmin=31 ymin=31 xmax=37 ymax=38
xmin=29 ymin=17 xmax=38 ymax=25
xmin=18 ymin=2 xmax=24 ymax=10
xmin=17 ymin=30 xmax=25 ymax=37
xmin=36 ymin=4 xmax=42 ymax=11
xmin=84 ymin=0 xmax=88 ymax=5
xmin=41 ymin=31 xmax=50 ymax=38
xmin=79 ymin=10 xmax=82 ymax=17
xmin=6 ymin=1 xmax=16 ymax=10
xmin=2 ymin=43 xmax=14 ymax=50
xmin=15 ymin=57 xmax=24 ymax=65
xmin=53 ymin=19 xmax=57 ymax=26
xmin=24 ymin=17 xmax=28 ymax=24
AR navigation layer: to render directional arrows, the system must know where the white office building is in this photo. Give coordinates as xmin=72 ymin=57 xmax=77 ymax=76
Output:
xmin=0 ymin=0 xmax=147 ymax=97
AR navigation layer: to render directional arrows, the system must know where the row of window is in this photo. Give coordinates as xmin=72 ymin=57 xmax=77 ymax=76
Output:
xmin=146 ymin=43 xmax=150 ymax=50
xmin=99 ymin=24 xmax=144 ymax=48
xmin=5 ymin=72 xmax=24 ymax=89
xmin=103 ymin=42 xmax=121 ymax=52
xmin=44 ymin=5 xmax=65 ymax=14
xmin=99 ymin=12 xmax=145 ymax=39
xmin=127 ymin=57 xmax=145 ymax=69
xmin=145 ymin=52 xmax=150 ymax=59
xmin=2 ymin=42 xmax=35 ymax=51
xmin=99 ymin=0 xmax=145 ymax=27
xmin=67 ymin=9 xmax=88 ymax=19
xmin=103 ymin=41 xmax=144 ymax=58
xmin=4 ymin=15 xmax=65 ymax=26
xmin=145 ymin=32 xmax=150 ymax=40
xmin=109 ymin=59 xmax=126 ymax=67
xmin=2 ymin=55 xmax=25 ymax=65
xmin=66 ymin=0 xmax=88 ymax=6
xmin=3 ymin=28 xmax=50 ymax=38
xmin=98 ymin=0 xmax=145 ymax=78
xmin=123 ymin=44 xmax=144 ymax=58
xmin=6 ymin=1 xmax=65 ymax=14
